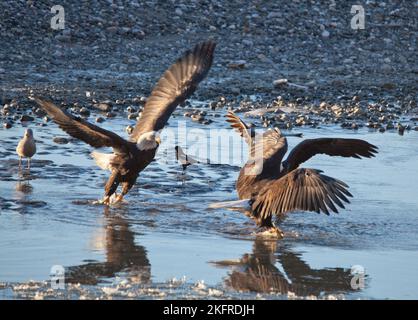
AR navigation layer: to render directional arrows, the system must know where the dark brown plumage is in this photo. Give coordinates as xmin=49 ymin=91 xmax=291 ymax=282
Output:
xmin=226 ymin=111 xmax=378 ymax=236
xmin=34 ymin=40 xmax=216 ymax=205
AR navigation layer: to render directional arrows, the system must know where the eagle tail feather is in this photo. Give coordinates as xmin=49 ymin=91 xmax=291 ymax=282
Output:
xmin=208 ymin=199 xmax=250 ymax=210
xmin=91 ymin=151 xmax=115 ymax=171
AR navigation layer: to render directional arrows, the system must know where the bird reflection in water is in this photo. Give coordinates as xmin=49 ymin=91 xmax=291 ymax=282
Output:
xmin=213 ymin=240 xmax=360 ymax=297
xmin=15 ymin=170 xmax=33 ymax=194
xmin=14 ymin=159 xmax=53 ymax=196
xmin=15 ymin=180 xmax=33 ymax=194
xmin=66 ymin=208 xmax=150 ymax=285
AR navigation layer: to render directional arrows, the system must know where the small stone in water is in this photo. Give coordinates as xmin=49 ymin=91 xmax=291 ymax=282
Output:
xmin=3 ymin=122 xmax=12 ymax=129
xmin=128 ymin=113 xmax=138 ymax=120
xmin=94 ymin=103 xmax=112 ymax=112
xmin=20 ymin=115 xmax=34 ymax=122
xmin=53 ymin=137 xmax=69 ymax=144
xmin=79 ymin=107 xmax=90 ymax=116
xmin=273 ymin=79 xmax=288 ymax=87
xmin=126 ymin=106 xmax=136 ymax=113
xmin=321 ymin=30 xmax=330 ymax=38
xmin=126 ymin=125 xmax=134 ymax=135
xmin=191 ymin=114 xmax=204 ymax=122
xmin=228 ymin=60 xmax=246 ymax=69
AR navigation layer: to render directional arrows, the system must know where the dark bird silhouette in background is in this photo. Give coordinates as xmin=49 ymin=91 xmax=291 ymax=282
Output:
xmin=210 ymin=111 xmax=378 ymax=237
xmin=175 ymin=145 xmax=202 ymax=172
xmin=34 ymin=41 xmax=216 ymax=205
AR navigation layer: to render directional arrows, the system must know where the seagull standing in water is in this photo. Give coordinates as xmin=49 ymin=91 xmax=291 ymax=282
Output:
xmin=16 ymin=129 xmax=37 ymax=170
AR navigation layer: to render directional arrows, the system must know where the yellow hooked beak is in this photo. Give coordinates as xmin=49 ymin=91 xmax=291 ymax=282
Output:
xmin=155 ymin=136 xmax=161 ymax=145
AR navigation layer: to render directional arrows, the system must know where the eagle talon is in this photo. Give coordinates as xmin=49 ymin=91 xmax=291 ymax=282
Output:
xmin=113 ymin=194 xmax=124 ymax=204
xmin=256 ymin=227 xmax=284 ymax=239
xmin=101 ymin=196 xmax=111 ymax=206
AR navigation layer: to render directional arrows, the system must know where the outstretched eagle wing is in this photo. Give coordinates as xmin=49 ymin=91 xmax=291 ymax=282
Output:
xmin=284 ymin=138 xmax=378 ymax=172
xmin=226 ymin=111 xmax=254 ymax=146
xmin=34 ymin=98 xmax=129 ymax=152
xmin=130 ymin=41 xmax=216 ymax=141
xmin=251 ymin=168 xmax=352 ymax=220
xmin=227 ymin=111 xmax=288 ymax=174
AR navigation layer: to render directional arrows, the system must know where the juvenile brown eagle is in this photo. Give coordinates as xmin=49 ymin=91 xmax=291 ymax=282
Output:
xmin=210 ymin=111 xmax=378 ymax=237
xmin=35 ymin=41 xmax=216 ymax=205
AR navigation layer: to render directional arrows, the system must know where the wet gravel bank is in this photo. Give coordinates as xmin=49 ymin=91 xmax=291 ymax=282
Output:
xmin=0 ymin=1 xmax=416 ymax=117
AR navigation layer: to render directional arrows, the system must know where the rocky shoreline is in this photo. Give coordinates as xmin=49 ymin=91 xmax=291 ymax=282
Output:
xmin=0 ymin=0 xmax=417 ymax=133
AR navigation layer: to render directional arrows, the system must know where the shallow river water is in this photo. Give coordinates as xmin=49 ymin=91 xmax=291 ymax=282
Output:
xmin=1 ymin=109 xmax=418 ymax=299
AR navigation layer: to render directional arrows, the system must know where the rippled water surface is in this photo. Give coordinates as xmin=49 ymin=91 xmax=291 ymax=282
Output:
xmin=1 ymin=112 xmax=418 ymax=299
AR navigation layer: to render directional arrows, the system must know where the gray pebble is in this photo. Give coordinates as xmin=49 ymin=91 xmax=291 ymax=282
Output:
xmin=3 ymin=122 xmax=12 ymax=129
xmin=20 ymin=115 xmax=34 ymax=122
xmin=53 ymin=137 xmax=69 ymax=144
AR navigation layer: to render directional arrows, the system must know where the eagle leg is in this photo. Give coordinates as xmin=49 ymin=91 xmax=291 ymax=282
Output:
xmin=101 ymin=196 xmax=111 ymax=206
xmin=113 ymin=194 xmax=124 ymax=204
xmin=101 ymin=170 xmax=121 ymax=205
xmin=270 ymin=226 xmax=284 ymax=238
xmin=255 ymin=217 xmax=284 ymax=239
xmin=113 ymin=180 xmax=135 ymax=204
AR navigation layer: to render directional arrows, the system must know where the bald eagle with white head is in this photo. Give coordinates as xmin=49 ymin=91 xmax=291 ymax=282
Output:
xmin=34 ymin=41 xmax=216 ymax=205
xmin=210 ymin=111 xmax=378 ymax=237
